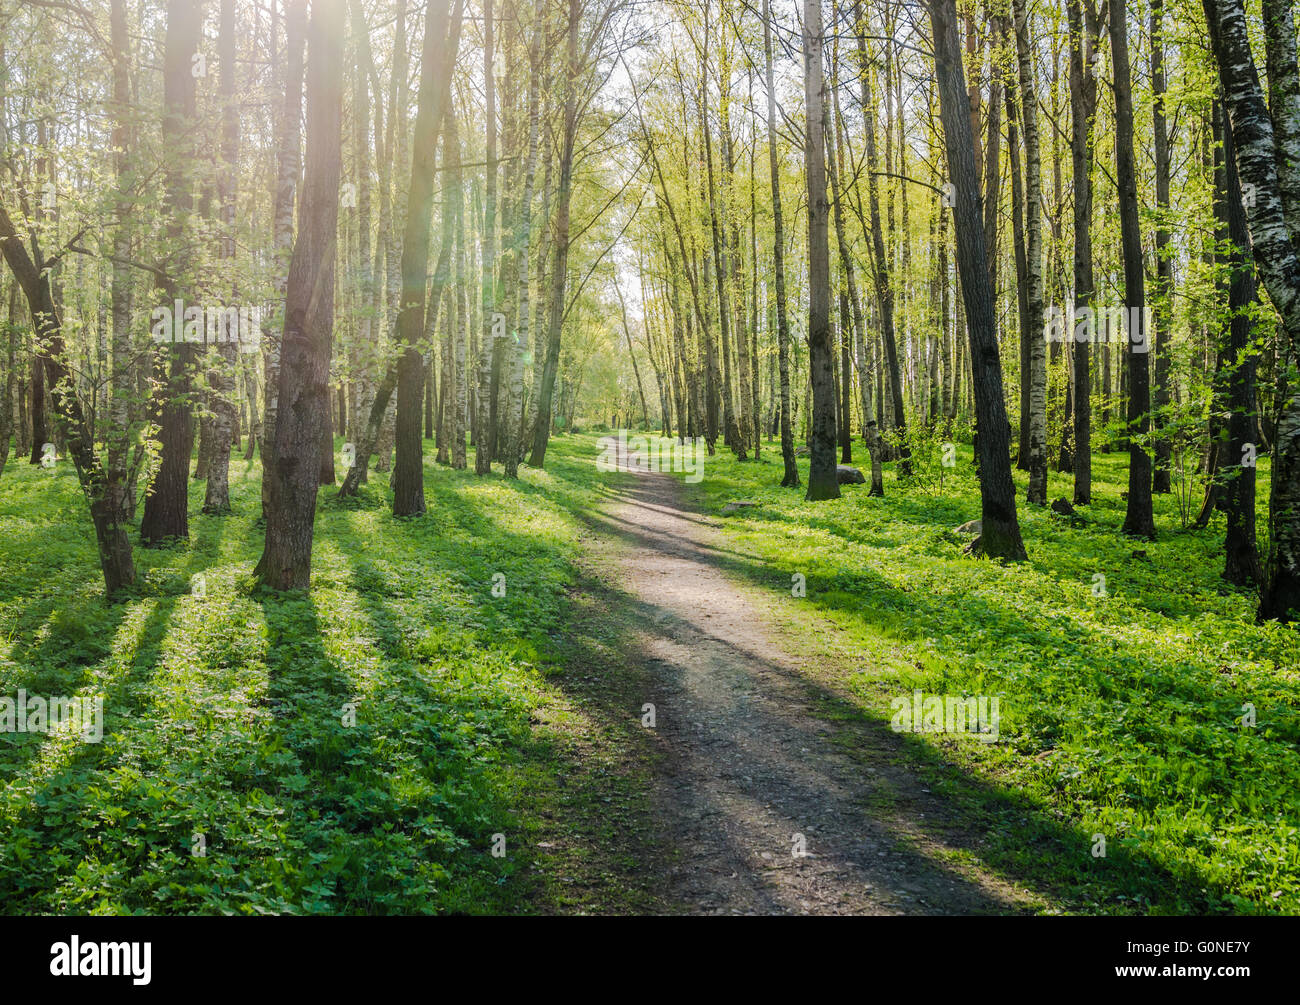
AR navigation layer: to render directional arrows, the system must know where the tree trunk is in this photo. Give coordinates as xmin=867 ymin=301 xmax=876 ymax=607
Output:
xmin=203 ymin=0 xmax=240 ymax=514
xmin=393 ymin=0 xmax=460 ymax=513
xmin=1111 ymin=0 xmax=1156 ymax=539
xmin=1150 ymin=0 xmax=1173 ymax=494
xmin=475 ymin=0 xmax=497 ymax=475
xmin=1214 ymin=100 xmax=1261 ymax=585
xmin=502 ymin=1 xmax=541 ymax=478
xmin=1067 ymin=0 xmax=1097 ymax=505
xmin=857 ymin=14 xmax=910 ymax=475
xmin=804 ymin=0 xmax=840 ymax=501
xmin=140 ymin=0 xmax=202 ymax=545
xmin=928 ymin=0 xmax=1027 ymax=560
xmin=1012 ymin=0 xmax=1047 ymax=504
xmin=254 ymin=0 xmax=344 ymax=590
xmin=764 ymin=0 xmax=799 ymax=488
xmin=527 ymin=0 xmax=578 ymax=470
xmin=1205 ymin=0 xmax=1300 ymax=616
xmin=261 ymin=0 xmax=307 ymax=504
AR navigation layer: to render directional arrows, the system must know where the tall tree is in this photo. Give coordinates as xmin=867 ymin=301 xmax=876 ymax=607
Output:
xmin=502 ymin=0 xmax=542 ymax=478
xmin=393 ymin=0 xmax=460 ymax=513
xmin=1111 ymin=0 xmax=1155 ymax=539
xmin=857 ymin=10 xmax=910 ymax=475
xmin=1205 ymin=0 xmax=1300 ymax=617
xmin=139 ymin=0 xmax=204 ymax=545
xmin=202 ymin=0 xmax=241 ymax=514
xmin=1066 ymin=0 xmax=1098 ymax=505
xmin=1214 ymin=101 xmax=1261 ymax=586
xmin=476 ymin=0 xmax=498 ymax=475
xmin=804 ymin=0 xmax=839 ymax=501
xmin=1012 ymin=0 xmax=1046 ymax=505
xmin=262 ymin=0 xmax=307 ymax=507
xmin=928 ymin=0 xmax=1027 ymax=559
xmin=1150 ymin=0 xmax=1173 ymax=494
xmin=254 ymin=0 xmax=345 ymax=589
xmin=764 ymin=0 xmax=799 ymax=488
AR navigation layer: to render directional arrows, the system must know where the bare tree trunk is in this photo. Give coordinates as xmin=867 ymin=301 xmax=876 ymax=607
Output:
xmin=829 ymin=73 xmax=881 ymax=492
xmin=394 ymin=1 xmax=459 ymax=513
xmin=1213 ymin=101 xmax=1261 ymax=585
xmin=1111 ymin=0 xmax=1156 ymax=539
xmin=501 ymin=1 xmax=541 ymax=477
xmin=527 ymin=0 xmax=578 ymax=469
xmin=1067 ymin=0 xmax=1097 ymax=505
xmin=857 ymin=12 xmax=909 ymax=475
xmin=1150 ymin=0 xmax=1173 ymax=494
xmin=1206 ymin=0 xmax=1300 ymax=617
xmin=1012 ymin=0 xmax=1047 ymax=504
xmin=140 ymin=0 xmax=203 ymax=545
xmin=476 ymin=0 xmax=497 ymax=475
xmin=254 ymin=0 xmax=344 ymax=590
xmin=804 ymin=0 xmax=839 ymax=501
xmin=261 ymin=0 xmax=307 ymax=504
xmin=928 ymin=0 xmax=1027 ymax=560
xmin=203 ymin=0 xmax=240 ymax=514
xmin=452 ymin=109 xmax=469 ymax=471
xmin=762 ymin=0 xmax=799 ymax=488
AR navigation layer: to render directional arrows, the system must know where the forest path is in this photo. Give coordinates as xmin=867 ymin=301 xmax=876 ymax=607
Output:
xmin=570 ymin=461 xmax=1041 ymax=915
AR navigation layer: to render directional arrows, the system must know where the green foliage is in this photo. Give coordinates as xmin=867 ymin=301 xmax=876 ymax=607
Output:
xmin=0 ymin=438 xmax=633 ymax=915
xmin=681 ymin=440 xmax=1300 ymax=915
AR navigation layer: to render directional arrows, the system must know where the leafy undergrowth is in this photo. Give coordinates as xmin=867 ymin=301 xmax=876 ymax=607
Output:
xmin=0 ymin=436 xmax=655 ymax=915
xmin=679 ymin=439 xmax=1300 ymax=915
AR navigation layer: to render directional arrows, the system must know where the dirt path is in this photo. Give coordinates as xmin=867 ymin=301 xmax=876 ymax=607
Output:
xmin=572 ymin=464 xmax=1041 ymax=916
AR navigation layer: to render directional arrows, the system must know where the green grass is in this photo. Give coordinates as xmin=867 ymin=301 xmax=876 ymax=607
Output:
xmin=673 ymin=437 xmax=1300 ymax=915
xmin=0 ymin=435 xmax=660 ymax=915
xmin=4 ymin=428 xmax=1298 ymax=915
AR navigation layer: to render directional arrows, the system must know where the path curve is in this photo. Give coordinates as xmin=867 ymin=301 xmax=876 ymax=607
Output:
xmin=575 ymin=461 xmax=1038 ymax=915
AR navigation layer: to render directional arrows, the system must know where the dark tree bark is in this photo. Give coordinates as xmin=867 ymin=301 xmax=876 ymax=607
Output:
xmin=140 ymin=0 xmax=203 ymax=545
xmin=928 ymin=0 xmax=1027 ymax=560
xmin=857 ymin=12 xmax=909 ymax=475
xmin=1111 ymin=0 xmax=1155 ymax=539
xmin=1215 ymin=101 xmax=1261 ymax=585
xmin=828 ymin=77 xmax=881 ymax=492
xmin=1067 ymin=0 xmax=1098 ymax=505
xmin=0 ymin=206 xmax=137 ymax=595
xmin=254 ymin=0 xmax=344 ymax=590
xmin=393 ymin=0 xmax=460 ymax=514
xmin=261 ymin=0 xmax=307 ymax=503
xmin=1204 ymin=0 xmax=1300 ymax=615
xmin=1011 ymin=0 xmax=1047 ymax=504
xmin=1150 ymin=0 xmax=1173 ymax=495
xmin=764 ymin=0 xmax=799 ymax=488
xmin=27 ymin=354 xmax=45 ymax=465
xmin=339 ymin=0 xmax=461 ymax=500
xmin=803 ymin=0 xmax=840 ymax=501
xmin=203 ymin=0 xmax=241 ymax=514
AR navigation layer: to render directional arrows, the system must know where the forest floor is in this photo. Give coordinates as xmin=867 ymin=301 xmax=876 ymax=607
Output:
xmin=1 ymin=433 xmax=1296 ymax=915
xmin=566 ymin=463 xmax=1041 ymax=914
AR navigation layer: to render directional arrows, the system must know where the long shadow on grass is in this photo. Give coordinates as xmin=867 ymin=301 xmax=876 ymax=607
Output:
xmin=572 ymin=473 xmax=1235 ymax=914
xmin=250 ymin=588 xmax=424 ymax=914
xmin=0 ymin=592 xmax=180 ymax=911
xmin=328 ymin=462 xmax=672 ymax=913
